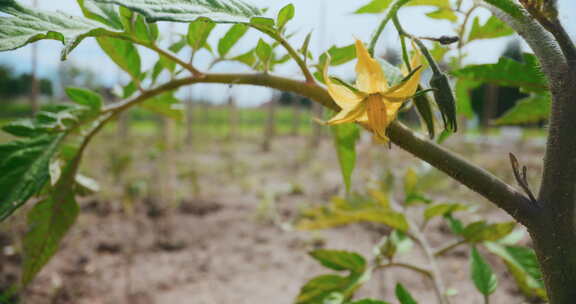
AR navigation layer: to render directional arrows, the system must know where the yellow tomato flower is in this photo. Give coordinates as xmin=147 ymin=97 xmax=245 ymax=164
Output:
xmin=324 ymin=39 xmax=423 ymax=142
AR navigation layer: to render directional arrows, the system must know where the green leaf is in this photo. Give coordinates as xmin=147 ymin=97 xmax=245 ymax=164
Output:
xmin=444 ymin=214 xmax=464 ymax=235
xmin=218 ymin=23 xmax=248 ymax=57
xmin=97 ymin=36 xmax=141 ymax=79
xmin=482 ymin=0 xmax=523 ymax=19
xmin=65 ymin=88 xmax=103 ymax=112
xmin=485 ymin=243 xmax=546 ymax=299
xmin=22 ymin=157 xmax=80 ymax=286
xmin=468 ymin=16 xmax=514 ymax=42
xmin=470 ymin=247 xmax=498 ymax=296
xmin=403 ymin=168 xmax=418 ymax=198
xmin=424 ymin=203 xmax=468 ymax=221
xmin=462 ymin=221 xmax=516 ymax=243
xmin=188 ymin=18 xmax=216 ymax=51
xmin=331 ymin=123 xmax=359 ymax=194
xmin=495 ymin=95 xmax=550 ymax=125
xmin=255 ymin=38 xmax=272 ymax=63
xmin=452 ymin=54 xmax=548 ymax=93
xmin=454 ymin=79 xmax=479 ymax=119
xmin=78 ymin=0 xmax=124 ymax=29
xmin=413 ymin=92 xmax=436 ymax=139
xmin=395 ymin=283 xmax=418 ymax=304
xmin=0 ymin=0 xmax=116 ymax=59
xmin=325 ymin=44 xmax=356 ymax=66
xmin=355 ymin=0 xmax=393 ymax=14
xmin=407 ymin=0 xmax=456 ymax=22
xmin=141 ymin=92 xmax=184 ymax=120
xmin=0 ymin=134 xmax=65 ymax=221
xmin=277 ymin=3 xmax=295 ymax=31
xmin=296 ymin=275 xmax=349 ymax=304
xmin=93 ymin=0 xmax=263 ymax=23
xmin=310 ymin=250 xmax=367 ymax=273
xmin=250 ymin=16 xmax=275 ymax=31
xmin=232 ymin=48 xmax=257 ymax=67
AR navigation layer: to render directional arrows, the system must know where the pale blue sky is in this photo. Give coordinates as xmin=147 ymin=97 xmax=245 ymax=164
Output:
xmin=1 ymin=0 xmax=574 ymax=106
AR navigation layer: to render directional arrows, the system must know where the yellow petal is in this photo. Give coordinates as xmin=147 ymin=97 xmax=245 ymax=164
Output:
xmin=323 ymin=58 xmax=364 ymax=110
xmin=354 ymin=39 xmax=388 ymax=94
xmin=326 ymin=101 xmax=367 ymax=125
xmin=383 ymin=51 xmax=423 ymax=102
xmin=366 ymin=94 xmax=389 ymax=141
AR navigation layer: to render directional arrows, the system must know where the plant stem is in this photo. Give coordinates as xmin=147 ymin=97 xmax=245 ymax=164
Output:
xmin=376 ymin=262 xmax=433 ymax=278
xmin=434 ymin=240 xmax=466 ymax=257
xmin=368 ymin=0 xmax=412 ymax=56
xmin=409 ymin=221 xmax=450 ymax=304
xmin=144 ymin=42 xmax=203 ymax=77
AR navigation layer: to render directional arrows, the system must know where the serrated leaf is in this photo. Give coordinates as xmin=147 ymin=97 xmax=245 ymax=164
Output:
xmin=97 ymin=36 xmax=141 ymax=79
xmin=78 ymin=0 xmax=124 ymax=30
xmin=483 ymin=0 xmax=523 ymax=19
xmin=485 ymin=243 xmax=545 ymax=299
xmin=424 ymin=203 xmax=468 ymax=221
xmin=0 ymin=0 xmax=117 ymax=59
xmin=468 ymin=16 xmax=514 ymax=42
xmin=310 ymin=250 xmax=366 ymax=273
xmin=462 ymin=221 xmax=516 ymax=243
xmin=495 ymin=95 xmax=550 ymax=125
xmin=218 ymin=23 xmax=248 ymax=57
xmin=0 ymin=134 xmax=65 ymax=221
xmin=354 ymin=0 xmax=393 ymax=14
xmin=65 ymin=88 xmax=103 ymax=111
xmin=452 ymin=54 xmax=548 ymax=93
xmin=188 ymin=18 xmax=215 ymax=51
xmin=93 ymin=0 xmax=263 ymax=23
xmin=331 ymin=123 xmax=359 ymax=194
xmin=276 ymin=3 xmax=294 ymax=31
xmin=470 ymin=247 xmax=498 ymax=296
xmin=395 ymin=283 xmax=418 ymax=304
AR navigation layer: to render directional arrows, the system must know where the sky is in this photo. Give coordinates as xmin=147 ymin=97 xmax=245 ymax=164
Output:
xmin=1 ymin=0 xmax=574 ymax=106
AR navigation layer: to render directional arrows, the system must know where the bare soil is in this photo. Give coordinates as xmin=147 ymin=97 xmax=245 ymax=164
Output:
xmin=1 ymin=130 xmax=546 ymax=304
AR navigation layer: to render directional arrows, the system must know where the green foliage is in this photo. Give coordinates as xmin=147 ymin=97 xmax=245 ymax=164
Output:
xmin=93 ymin=0 xmax=263 ymax=23
xmin=462 ymin=221 xmax=516 ymax=243
xmin=22 ymin=157 xmax=81 ymax=286
xmin=276 ymin=4 xmax=295 ymax=31
xmin=97 ymin=36 xmax=142 ymax=79
xmin=423 ymin=203 xmax=468 ymax=221
xmin=141 ymin=92 xmax=183 ymax=120
xmin=495 ymin=95 xmax=550 ymax=125
xmin=188 ymin=18 xmax=216 ymax=51
xmin=65 ymin=88 xmax=104 ymax=112
xmin=296 ymin=250 xmax=369 ymax=304
xmin=218 ymin=24 xmax=248 ymax=57
xmin=0 ymin=0 xmax=117 ymax=59
xmin=77 ymin=0 xmax=124 ymax=30
xmin=408 ymin=0 xmax=456 ymax=22
xmin=454 ymin=79 xmax=479 ymax=119
xmin=468 ymin=16 xmax=514 ymax=42
xmin=297 ymin=193 xmax=409 ymax=232
xmin=255 ymin=38 xmax=273 ymax=69
xmin=331 ymin=123 xmax=360 ymax=194
xmin=324 ymin=44 xmax=357 ymax=66
xmin=452 ymin=54 xmax=548 ymax=94
xmin=485 ymin=243 xmax=546 ymax=299
xmin=470 ymin=247 xmax=498 ymax=296
xmin=355 ymin=0 xmax=394 ymax=14
xmin=349 ymin=300 xmax=390 ymax=304
xmin=483 ymin=0 xmax=524 ymax=19
xmin=395 ymin=283 xmax=418 ymax=304
xmin=0 ymin=134 xmax=64 ymax=221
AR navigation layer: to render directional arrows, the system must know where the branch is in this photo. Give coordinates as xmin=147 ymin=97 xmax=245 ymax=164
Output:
xmin=481 ymin=1 xmax=567 ymax=82
xmin=102 ymin=72 xmax=538 ymax=228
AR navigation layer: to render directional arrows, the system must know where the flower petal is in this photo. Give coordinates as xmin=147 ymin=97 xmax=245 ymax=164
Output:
xmin=366 ymin=94 xmax=389 ymax=141
xmin=323 ymin=58 xmax=364 ymax=110
xmin=326 ymin=101 xmax=367 ymax=125
xmin=383 ymin=50 xmax=423 ymax=101
xmin=355 ymin=39 xmax=388 ymax=94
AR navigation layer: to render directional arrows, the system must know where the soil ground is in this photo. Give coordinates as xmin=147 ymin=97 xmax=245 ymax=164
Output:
xmin=0 ymin=128 xmax=546 ymax=304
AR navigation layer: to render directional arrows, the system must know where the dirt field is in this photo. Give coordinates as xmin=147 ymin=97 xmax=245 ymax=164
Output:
xmin=0 ymin=129 xmax=547 ymax=304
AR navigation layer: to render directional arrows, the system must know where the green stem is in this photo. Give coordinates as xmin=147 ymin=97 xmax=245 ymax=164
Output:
xmin=434 ymin=240 xmax=466 ymax=257
xmin=369 ymin=0 xmax=412 ymax=56
xmin=143 ymin=42 xmax=203 ymax=77
xmin=376 ymin=262 xmax=432 ymax=278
